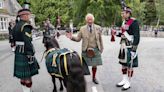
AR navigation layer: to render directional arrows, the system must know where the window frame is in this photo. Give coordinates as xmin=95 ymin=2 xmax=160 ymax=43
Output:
xmin=0 ymin=2 xmax=4 ymax=9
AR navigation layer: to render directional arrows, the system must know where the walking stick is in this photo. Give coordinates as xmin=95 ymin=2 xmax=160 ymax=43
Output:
xmin=39 ymin=51 xmax=46 ymax=64
xmin=129 ymin=57 xmax=134 ymax=81
xmin=129 ymin=52 xmax=137 ymax=81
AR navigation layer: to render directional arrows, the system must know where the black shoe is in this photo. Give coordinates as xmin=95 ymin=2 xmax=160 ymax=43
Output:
xmin=92 ymin=79 xmax=99 ymax=84
xmin=116 ymin=84 xmax=124 ymax=87
xmin=53 ymin=89 xmax=57 ymax=92
xmin=121 ymin=86 xmax=131 ymax=91
xmin=59 ymin=86 xmax=64 ymax=91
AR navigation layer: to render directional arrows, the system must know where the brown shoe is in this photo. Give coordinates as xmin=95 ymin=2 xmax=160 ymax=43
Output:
xmin=92 ymin=78 xmax=99 ymax=84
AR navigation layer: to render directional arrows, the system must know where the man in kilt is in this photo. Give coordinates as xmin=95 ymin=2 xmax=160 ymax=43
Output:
xmin=66 ymin=13 xmax=104 ymax=84
xmin=12 ymin=9 xmax=39 ymax=92
xmin=115 ymin=6 xmax=140 ymax=90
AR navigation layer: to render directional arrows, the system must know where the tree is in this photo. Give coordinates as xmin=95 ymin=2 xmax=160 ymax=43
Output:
xmin=17 ymin=0 xmax=161 ymax=27
xmin=17 ymin=0 xmax=24 ymax=6
xmin=144 ymin=0 xmax=157 ymax=25
xmin=125 ymin=0 xmax=146 ymax=25
xmin=30 ymin=0 xmax=71 ymax=26
xmin=155 ymin=0 xmax=164 ymax=25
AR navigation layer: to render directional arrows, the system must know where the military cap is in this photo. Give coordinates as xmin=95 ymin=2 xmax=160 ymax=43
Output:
xmin=123 ymin=6 xmax=132 ymax=13
xmin=18 ymin=9 xmax=31 ymax=16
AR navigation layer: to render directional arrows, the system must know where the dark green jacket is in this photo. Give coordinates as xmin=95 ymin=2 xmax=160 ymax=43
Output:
xmin=12 ymin=20 xmax=35 ymax=55
xmin=127 ymin=19 xmax=140 ymax=51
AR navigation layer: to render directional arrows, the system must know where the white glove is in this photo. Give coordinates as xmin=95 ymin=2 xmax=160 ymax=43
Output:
xmin=130 ymin=51 xmax=137 ymax=59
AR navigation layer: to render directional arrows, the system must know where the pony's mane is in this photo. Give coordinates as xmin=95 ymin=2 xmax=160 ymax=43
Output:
xmin=44 ymin=36 xmax=60 ymax=50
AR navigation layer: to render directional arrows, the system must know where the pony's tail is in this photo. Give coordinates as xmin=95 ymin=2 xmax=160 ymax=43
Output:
xmin=67 ymin=53 xmax=86 ymax=92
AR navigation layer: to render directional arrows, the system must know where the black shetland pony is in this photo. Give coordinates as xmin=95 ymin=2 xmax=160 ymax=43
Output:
xmin=43 ymin=36 xmax=86 ymax=92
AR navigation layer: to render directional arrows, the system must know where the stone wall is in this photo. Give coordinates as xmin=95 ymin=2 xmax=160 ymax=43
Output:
xmin=0 ymin=32 xmax=9 ymax=40
xmin=140 ymin=31 xmax=164 ymax=38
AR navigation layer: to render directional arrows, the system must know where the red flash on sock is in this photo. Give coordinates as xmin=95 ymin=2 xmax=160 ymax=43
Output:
xmin=92 ymin=67 xmax=97 ymax=79
xmin=122 ymin=68 xmax=127 ymax=74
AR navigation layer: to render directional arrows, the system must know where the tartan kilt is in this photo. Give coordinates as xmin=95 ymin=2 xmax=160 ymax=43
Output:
xmin=82 ymin=48 xmax=102 ymax=66
xmin=14 ymin=53 xmax=39 ymax=79
xmin=119 ymin=48 xmax=138 ymax=68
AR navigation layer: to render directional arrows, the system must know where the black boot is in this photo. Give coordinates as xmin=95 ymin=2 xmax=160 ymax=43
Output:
xmin=59 ymin=78 xmax=64 ymax=91
xmin=52 ymin=76 xmax=57 ymax=92
xmin=92 ymin=78 xmax=99 ymax=84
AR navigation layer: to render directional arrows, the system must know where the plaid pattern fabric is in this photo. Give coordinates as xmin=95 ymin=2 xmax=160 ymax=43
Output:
xmin=45 ymin=51 xmax=60 ymax=75
xmin=119 ymin=48 xmax=138 ymax=67
xmin=14 ymin=53 xmax=39 ymax=79
xmin=82 ymin=48 xmax=102 ymax=66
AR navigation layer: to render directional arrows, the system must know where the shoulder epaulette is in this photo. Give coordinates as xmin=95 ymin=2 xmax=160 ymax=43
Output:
xmin=45 ymin=48 xmax=56 ymax=57
xmin=21 ymin=23 xmax=32 ymax=32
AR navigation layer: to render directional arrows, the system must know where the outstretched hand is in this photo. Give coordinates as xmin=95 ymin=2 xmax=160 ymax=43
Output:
xmin=111 ymin=29 xmax=116 ymax=35
xmin=66 ymin=32 xmax=72 ymax=39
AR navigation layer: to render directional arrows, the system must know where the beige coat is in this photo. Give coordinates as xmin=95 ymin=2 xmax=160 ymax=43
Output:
xmin=72 ymin=24 xmax=104 ymax=52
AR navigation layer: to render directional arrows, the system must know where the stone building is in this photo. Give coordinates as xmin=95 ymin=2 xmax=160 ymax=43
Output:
xmin=0 ymin=0 xmax=35 ymax=34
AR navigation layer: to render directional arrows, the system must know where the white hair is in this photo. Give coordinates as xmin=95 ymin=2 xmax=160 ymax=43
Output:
xmin=85 ymin=13 xmax=95 ymax=21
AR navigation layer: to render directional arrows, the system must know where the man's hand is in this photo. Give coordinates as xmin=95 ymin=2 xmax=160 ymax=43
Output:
xmin=66 ymin=32 xmax=72 ymax=39
xmin=130 ymin=51 xmax=137 ymax=59
xmin=111 ymin=29 xmax=116 ymax=35
xmin=100 ymin=49 xmax=103 ymax=53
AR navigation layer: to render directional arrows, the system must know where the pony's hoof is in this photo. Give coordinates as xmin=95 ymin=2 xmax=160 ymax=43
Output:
xmin=53 ymin=89 xmax=57 ymax=92
xmin=60 ymin=87 xmax=64 ymax=91
xmin=92 ymin=78 xmax=99 ymax=84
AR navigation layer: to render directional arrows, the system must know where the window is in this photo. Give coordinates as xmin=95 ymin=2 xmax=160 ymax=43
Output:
xmin=0 ymin=2 xmax=3 ymax=9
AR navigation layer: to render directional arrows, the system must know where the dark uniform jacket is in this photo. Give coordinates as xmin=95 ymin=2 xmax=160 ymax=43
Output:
xmin=118 ymin=18 xmax=140 ymax=52
xmin=13 ymin=20 xmax=35 ymax=55
xmin=126 ymin=19 xmax=140 ymax=52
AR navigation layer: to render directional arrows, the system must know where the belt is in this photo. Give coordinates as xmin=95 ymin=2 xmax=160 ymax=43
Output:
xmin=16 ymin=41 xmax=24 ymax=45
xmin=16 ymin=41 xmax=24 ymax=53
xmin=126 ymin=46 xmax=132 ymax=48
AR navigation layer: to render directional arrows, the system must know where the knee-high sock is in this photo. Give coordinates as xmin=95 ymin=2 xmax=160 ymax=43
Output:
xmin=26 ymin=82 xmax=32 ymax=88
xmin=128 ymin=70 xmax=133 ymax=77
xmin=20 ymin=81 xmax=26 ymax=86
xmin=92 ymin=67 xmax=97 ymax=79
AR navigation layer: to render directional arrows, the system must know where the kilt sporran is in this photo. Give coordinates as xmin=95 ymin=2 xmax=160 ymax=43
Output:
xmin=86 ymin=48 xmax=95 ymax=58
